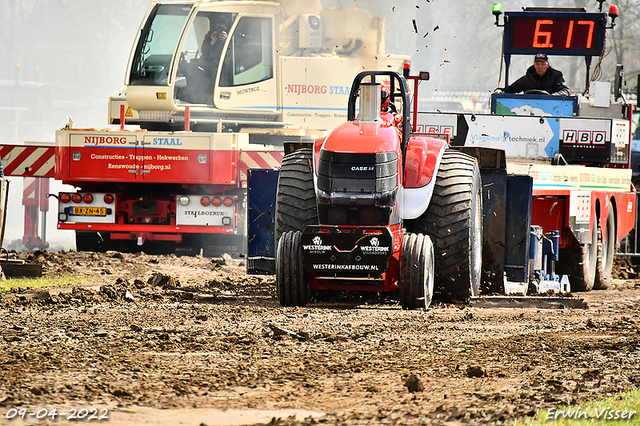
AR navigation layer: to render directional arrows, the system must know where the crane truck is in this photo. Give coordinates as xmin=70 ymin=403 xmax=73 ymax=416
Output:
xmin=0 ymin=0 xmax=408 ymax=255
xmin=247 ymin=1 xmax=636 ymax=306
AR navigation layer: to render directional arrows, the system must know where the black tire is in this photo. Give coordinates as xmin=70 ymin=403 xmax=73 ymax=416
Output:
xmin=405 ymin=150 xmax=482 ymax=301
xmin=399 ymin=233 xmax=435 ymax=310
xmin=276 ymin=231 xmax=309 ymax=307
xmin=75 ymin=232 xmax=100 ymax=252
xmin=142 ymin=241 xmax=177 ymax=256
xmin=557 ymin=220 xmax=597 ymax=291
xmin=595 ymin=207 xmax=615 ymax=290
xmin=274 ymin=148 xmax=318 ymax=246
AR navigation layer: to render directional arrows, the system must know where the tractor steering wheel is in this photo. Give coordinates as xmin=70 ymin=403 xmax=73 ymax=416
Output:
xmin=524 ymin=89 xmax=550 ymax=95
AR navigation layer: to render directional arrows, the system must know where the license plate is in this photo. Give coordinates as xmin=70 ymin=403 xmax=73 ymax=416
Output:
xmin=69 ymin=206 xmax=107 ymax=216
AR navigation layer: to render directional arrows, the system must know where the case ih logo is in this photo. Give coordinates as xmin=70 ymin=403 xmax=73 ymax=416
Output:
xmin=563 ymin=129 xmax=606 ymax=146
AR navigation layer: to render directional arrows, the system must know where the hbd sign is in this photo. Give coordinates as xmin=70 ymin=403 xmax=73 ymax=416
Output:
xmin=558 ymin=118 xmax=629 ymax=164
xmin=562 ymin=129 xmax=606 ymax=146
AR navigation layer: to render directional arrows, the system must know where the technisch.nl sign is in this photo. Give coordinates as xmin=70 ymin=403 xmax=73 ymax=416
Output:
xmin=416 ymin=113 xmax=623 ymax=161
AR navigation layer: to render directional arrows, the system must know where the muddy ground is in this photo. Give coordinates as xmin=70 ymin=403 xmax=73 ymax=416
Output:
xmin=1 ymin=250 xmax=640 ymax=425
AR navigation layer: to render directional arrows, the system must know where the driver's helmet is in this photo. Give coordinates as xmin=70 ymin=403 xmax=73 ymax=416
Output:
xmin=381 ymin=85 xmax=391 ymax=112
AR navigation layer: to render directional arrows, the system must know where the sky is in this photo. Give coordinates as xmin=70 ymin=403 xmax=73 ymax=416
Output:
xmin=1 ymin=1 xmax=149 ymax=250
xmin=0 ymin=0 xmax=634 ymax=250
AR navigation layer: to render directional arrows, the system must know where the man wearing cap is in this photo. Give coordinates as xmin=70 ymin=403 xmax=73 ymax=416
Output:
xmin=504 ymin=53 xmax=570 ymax=96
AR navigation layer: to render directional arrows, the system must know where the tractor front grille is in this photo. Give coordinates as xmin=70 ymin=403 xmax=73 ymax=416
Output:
xmin=317 ymin=151 xmax=398 ymax=195
xmin=316 ymin=151 xmax=398 ymax=226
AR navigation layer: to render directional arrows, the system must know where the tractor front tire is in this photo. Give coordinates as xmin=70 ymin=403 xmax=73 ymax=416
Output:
xmin=399 ymin=233 xmax=435 ymax=310
xmin=276 ymin=231 xmax=309 ymax=307
xmin=406 ymin=150 xmax=482 ymax=302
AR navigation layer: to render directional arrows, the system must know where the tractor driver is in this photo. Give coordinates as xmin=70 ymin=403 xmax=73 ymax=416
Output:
xmin=502 ymin=53 xmax=570 ymax=96
xmin=381 ymin=86 xmax=398 ymax=114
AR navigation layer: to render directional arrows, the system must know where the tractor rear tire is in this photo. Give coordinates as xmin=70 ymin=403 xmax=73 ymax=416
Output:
xmin=276 ymin=231 xmax=310 ymax=307
xmin=274 ymin=148 xmax=318 ymax=247
xmin=405 ymin=150 xmax=482 ymax=302
xmin=399 ymin=233 xmax=435 ymax=310
xmin=557 ymin=220 xmax=597 ymax=291
xmin=595 ymin=207 xmax=615 ymax=290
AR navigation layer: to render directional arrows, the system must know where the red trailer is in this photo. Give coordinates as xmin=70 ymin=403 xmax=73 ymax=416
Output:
xmin=53 ymin=128 xmax=281 ymax=255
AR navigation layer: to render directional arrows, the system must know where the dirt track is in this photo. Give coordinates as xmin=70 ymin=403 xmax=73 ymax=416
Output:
xmin=1 ymin=250 xmax=640 ymax=425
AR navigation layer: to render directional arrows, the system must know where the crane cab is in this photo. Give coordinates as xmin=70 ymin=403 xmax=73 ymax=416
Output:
xmin=124 ymin=1 xmax=280 ymax=130
xmin=111 ymin=0 xmax=409 ymax=134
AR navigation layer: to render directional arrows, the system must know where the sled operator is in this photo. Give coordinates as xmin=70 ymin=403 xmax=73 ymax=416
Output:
xmin=502 ymin=53 xmax=570 ymax=96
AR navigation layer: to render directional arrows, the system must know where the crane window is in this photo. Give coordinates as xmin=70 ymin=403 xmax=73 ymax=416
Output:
xmin=220 ymin=17 xmax=273 ymax=87
xmin=130 ymin=4 xmax=191 ymax=86
xmin=175 ymin=12 xmax=234 ymax=105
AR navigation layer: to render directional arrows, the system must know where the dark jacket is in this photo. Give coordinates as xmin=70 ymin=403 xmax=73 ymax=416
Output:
xmin=505 ymin=65 xmax=570 ymax=95
xmin=199 ymin=31 xmax=225 ymax=75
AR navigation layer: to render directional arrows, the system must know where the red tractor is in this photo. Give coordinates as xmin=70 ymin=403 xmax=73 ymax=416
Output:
xmin=273 ymin=71 xmax=483 ymax=308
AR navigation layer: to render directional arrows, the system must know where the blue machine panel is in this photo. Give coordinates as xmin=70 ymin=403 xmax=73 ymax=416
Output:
xmin=505 ymin=175 xmax=533 ymax=283
xmin=491 ymin=93 xmax=578 ymax=116
xmin=247 ymin=169 xmax=279 ymax=275
xmin=481 ymin=171 xmax=508 ymax=291
xmin=480 ymin=171 xmax=533 ymax=288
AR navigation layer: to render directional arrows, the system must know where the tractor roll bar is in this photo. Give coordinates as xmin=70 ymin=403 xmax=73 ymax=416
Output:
xmin=347 ymin=71 xmax=411 ymax=160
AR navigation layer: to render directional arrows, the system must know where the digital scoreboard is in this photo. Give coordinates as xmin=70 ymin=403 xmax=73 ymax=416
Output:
xmin=504 ymin=11 xmax=607 ymax=56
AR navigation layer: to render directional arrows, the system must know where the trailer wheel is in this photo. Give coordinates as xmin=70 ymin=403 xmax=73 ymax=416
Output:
xmin=75 ymin=232 xmax=100 ymax=252
xmin=143 ymin=241 xmax=177 ymax=256
xmin=399 ymin=233 xmax=434 ymax=310
xmin=274 ymin=148 xmax=318 ymax=246
xmin=276 ymin=231 xmax=309 ymax=307
xmin=595 ymin=207 xmax=615 ymax=290
xmin=406 ymin=150 xmax=482 ymax=302
xmin=558 ymin=220 xmax=597 ymax=291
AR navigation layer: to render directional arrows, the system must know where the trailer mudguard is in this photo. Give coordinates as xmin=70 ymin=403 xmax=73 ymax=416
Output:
xmin=402 ymin=137 xmax=447 ymax=220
